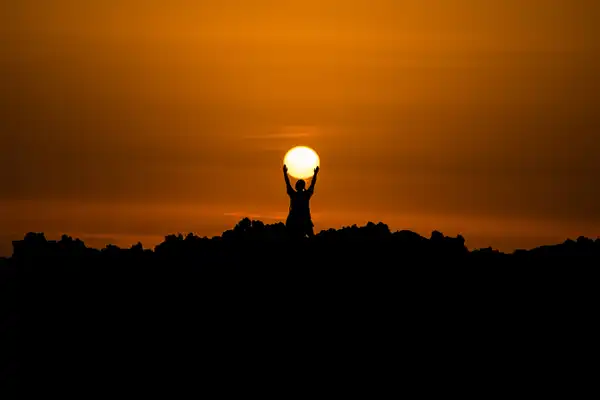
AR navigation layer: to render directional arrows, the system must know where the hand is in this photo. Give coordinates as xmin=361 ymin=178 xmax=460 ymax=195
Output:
xmin=314 ymin=166 xmax=320 ymax=174
xmin=283 ymin=164 xmax=288 ymax=173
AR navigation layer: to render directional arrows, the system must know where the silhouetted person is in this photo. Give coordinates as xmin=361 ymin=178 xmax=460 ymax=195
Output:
xmin=284 ymin=164 xmax=319 ymax=239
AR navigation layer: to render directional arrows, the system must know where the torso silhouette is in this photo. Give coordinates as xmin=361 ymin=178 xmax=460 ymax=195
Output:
xmin=288 ymin=189 xmax=313 ymax=220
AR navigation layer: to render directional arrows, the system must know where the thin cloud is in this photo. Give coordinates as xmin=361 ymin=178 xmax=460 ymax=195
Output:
xmin=244 ymin=125 xmax=322 ymax=141
xmin=243 ymin=132 xmax=312 ymax=140
xmin=224 ymin=211 xmax=286 ymax=221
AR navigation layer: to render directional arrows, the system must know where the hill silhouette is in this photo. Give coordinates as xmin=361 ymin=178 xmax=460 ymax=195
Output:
xmin=2 ymin=218 xmax=598 ymax=389
xmin=5 ymin=217 xmax=600 ymax=263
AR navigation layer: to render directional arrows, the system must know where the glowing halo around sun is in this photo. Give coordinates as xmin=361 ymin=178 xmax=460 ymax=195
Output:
xmin=283 ymin=146 xmax=320 ymax=180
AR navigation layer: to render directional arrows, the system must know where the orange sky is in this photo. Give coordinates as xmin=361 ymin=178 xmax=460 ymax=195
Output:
xmin=1 ymin=1 xmax=599 ymax=255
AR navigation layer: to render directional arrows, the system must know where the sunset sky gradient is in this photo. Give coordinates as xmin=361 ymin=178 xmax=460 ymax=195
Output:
xmin=1 ymin=1 xmax=599 ymax=255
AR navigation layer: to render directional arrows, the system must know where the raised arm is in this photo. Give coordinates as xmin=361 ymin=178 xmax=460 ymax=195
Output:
xmin=283 ymin=164 xmax=294 ymax=195
xmin=307 ymin=166 xmax=319 ymax=195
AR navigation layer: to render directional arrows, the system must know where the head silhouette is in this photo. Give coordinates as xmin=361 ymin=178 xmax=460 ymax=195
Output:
xmin=295 ymin=180 xmax=306 ymax=191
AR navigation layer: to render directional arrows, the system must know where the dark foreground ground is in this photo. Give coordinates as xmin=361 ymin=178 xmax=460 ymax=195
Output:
xmin=1 ymin=219 xmax=598 ymax=391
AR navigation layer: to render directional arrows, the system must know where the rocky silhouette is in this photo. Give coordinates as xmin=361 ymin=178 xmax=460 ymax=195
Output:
xmin=1 ymin=218 xmax=598 ymax=388
xmin=6 ymin=218 xmax=599 ymax=264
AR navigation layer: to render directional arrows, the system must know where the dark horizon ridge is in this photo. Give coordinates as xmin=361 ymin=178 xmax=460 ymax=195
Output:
xmin=3 ymin=217 xmax=599 ymax=261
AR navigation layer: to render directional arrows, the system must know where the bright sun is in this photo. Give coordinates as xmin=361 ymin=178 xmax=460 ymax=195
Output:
xmin=283 ymin=146 xmax=320 ymax=179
